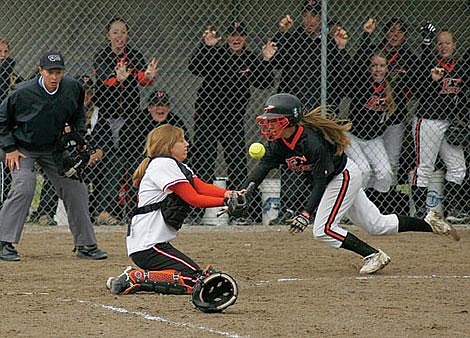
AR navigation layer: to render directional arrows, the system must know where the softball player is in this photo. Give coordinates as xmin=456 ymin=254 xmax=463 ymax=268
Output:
xmin=246 ymin=93 xmax=459 ymax=274
xmin=412 ymin=30 xmax=468 ymax=222
xmin=107 ymin=125 xmax=241 ymax=295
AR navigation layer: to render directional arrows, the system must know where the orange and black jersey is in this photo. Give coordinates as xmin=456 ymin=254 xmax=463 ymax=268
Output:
xmin=247 ymin=125 xmax=347 ymax=214
xmin=418 ymin=47 xmax=468 ymax=121
xmin=94 ymin=46 xmax=154 ymax=119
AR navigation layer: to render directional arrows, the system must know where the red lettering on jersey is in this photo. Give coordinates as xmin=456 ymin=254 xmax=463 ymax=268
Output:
xmin=365 ymin=95 xmax=386 ymax=111
xmin=285 ymin=155 xmax=312 ymax=172
xmin=440 ymin=77 xmax=463 ymax=94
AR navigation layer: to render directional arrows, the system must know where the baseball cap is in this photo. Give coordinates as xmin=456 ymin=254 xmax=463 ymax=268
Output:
xmin=225 ymin=20 xmax=246 ymax=36
xmin=149 ymin=90 xmax=170 ymax=106
xmin=303 ymin=0 xmax=321 ymax=14
xmin=39 ymin=51 xmax=65 ymax=70
xmin=77 ymin=74 xmax=95 ymax=91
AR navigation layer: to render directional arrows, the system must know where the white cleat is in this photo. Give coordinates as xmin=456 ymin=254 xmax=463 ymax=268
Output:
xmin=425 ymin=210 xmax=460 ymax=241
xmin=359 ymin=249 xmax=391 ymax=274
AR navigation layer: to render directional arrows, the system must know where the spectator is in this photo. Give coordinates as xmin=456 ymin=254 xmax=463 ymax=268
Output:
xmin=93 ymin=17 xmax=157 ymax=223
xmin=343 ymin=43 xmax=405 ymax=211
xmin=0 ymin=38 xmax=23 ymax=102
xmin=107 ymin=124 xmax=240 ymax=301
xmin=412 ymin=30 xmax=468 ymax=222
xmin=267 ymin=0 xmax=350 ymax=224
xmin=0 ymin=50 xmax=107 ymax=261
xmin=357 ymin=18 xmax=421 ymax=214
xmin=29 ymin=75 xmax=105 ymax=226
xmin=119 ymin=89 xmax=188 ymax=211
xmin=0 ymin=38 xmax=23 ymax=207
xmin=188 ymin=20 xmax=276 ymax=224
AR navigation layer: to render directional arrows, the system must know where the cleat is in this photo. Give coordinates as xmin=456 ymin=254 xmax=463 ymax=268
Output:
xmin=359 ymin=249 xmax=391 ymax=274
xmin=106 ymin=266 xmax=134 ymax=294
xmin=74 ymin=244 xmax=108 ymax=260
xmin=425 ymin=210 xmax=460 ymax=241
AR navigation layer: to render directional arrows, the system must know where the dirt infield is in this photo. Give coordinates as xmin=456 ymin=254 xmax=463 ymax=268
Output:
xmin=0 ymin=224 xmax=469 ymax=337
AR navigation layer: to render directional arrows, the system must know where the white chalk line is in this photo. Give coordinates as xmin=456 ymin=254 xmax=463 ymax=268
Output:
xmin=76 ymin=299 xmax=248 ymax=338
xmin=255 ymin=274 xmax=470 ymax=285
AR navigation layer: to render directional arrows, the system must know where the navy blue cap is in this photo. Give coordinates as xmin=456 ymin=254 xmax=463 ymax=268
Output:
xmin=39 ymin=51 xmax=65 ymax=70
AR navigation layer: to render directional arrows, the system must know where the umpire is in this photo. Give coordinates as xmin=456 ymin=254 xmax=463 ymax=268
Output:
xmin=0 ymin=51 xmax=107 ymax=261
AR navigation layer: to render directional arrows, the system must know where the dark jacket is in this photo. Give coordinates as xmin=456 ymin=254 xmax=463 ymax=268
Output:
xmin=94 ymin=46 xmax=150 ymax=120
xmin=119 ymin=109 xmax=188 ymax=169
xmin=188 ymin=43 xmax=274 ymax=120
xmin=417 ymin=46 xmax=468 ymax=121
xmin=271 ymin=27 xmax=350 ymax=110
xmin=0 ymin=57 xmax=23 ymax=102
xmin=0 ymin=76 xmax=85 ymax=152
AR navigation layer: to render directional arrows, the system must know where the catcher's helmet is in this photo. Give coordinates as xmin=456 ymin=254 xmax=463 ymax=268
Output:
xmin=191 ymin=272 xmax=238 ymax=313
xmin=256 ymin=93 xmax=302 ymax=141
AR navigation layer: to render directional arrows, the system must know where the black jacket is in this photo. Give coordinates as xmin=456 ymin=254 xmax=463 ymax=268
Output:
xmin=0 ymin=76 xmax=85 ymax=152
xmin=94 ymin=45 xmax=148 ymax=120
xmin=271 ymin=27 xmax=350 ymax=110
xmin=188 ymin=43 xmax=274 ymax=119
xmin=119 ymin=109 xmax=188 ymax=169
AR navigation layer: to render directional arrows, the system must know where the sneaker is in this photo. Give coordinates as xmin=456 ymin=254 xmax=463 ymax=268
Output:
xmin=0 ymin=241 xmax=21 ymax=261
xmin=359 ymin=249 xmax=391 ymax=274
xmin=425 ymin=210 xmax=460 ymax=241
xmin=268 ymin=209 xmax=294 ymax=226
xmin=230 ymin=217 xmax=253 ymax=226
xmin=74 ymin=244 xmax=108 ymax=260
xmin=445 ymin=210 xmax=470 ymax=225
xmin=106 ymin=266 xmax=134 ymax=295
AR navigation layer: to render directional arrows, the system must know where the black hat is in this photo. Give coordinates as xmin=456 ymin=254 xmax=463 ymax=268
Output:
xmin=77 ymin=74 xmax=95 ymax=91
xmin=39 ymin=51 xmax=65 ymax=70
xmin=225 ymin=20 xmax=246 ymax=36
xmin=149 ymin=90 xmax=170 ymax=106
xmin=303 ymin=0 xmax=321 ymax=14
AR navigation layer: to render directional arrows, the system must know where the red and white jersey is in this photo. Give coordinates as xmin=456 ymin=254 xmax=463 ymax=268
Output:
xmin=126 ymin=157 xmax=194 ymax=256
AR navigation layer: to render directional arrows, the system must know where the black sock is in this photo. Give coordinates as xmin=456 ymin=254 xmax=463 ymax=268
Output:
xmin=397 ymin=215 xmax=432 ymax=232
xmin=340 ymin=232 xmax=378 ymax=257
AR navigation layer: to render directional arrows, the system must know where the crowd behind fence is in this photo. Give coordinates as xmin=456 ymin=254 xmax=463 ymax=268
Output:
xmin=0 ymin=0 xmax=468 ymax=226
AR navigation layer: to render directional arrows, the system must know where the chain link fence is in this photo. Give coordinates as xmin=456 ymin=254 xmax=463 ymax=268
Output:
xmin=0 ymin=0 xmax=468 ymax=226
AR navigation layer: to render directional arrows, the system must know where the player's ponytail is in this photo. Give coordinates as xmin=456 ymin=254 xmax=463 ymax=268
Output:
xmin=132 ymin=124 xmax=185 ymax=188
xmin=301 ymin=107 xmax=352 ymax=155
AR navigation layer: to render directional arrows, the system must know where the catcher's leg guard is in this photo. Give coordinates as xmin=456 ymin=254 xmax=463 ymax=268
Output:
xmin=107 ymin=267 xmax=193 ymax=295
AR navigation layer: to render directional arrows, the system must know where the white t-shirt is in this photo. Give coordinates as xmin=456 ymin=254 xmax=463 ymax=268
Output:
xmin=126 ymin=157 xmax=194 ymax=256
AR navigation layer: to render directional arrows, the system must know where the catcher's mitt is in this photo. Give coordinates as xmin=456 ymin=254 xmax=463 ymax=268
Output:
xmin=445 ymin=119 xmax=469 ymax=147
xmin=222 ymin=192 xmax=247 ymax=218
xmin=191 ymin=272 xmax=238 ymax=313
xmin=55 ymin=130 xmax=93 ymax=180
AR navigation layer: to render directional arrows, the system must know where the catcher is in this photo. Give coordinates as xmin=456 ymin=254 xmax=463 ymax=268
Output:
xmin=106 ymin=124 xmax=240 ymax=313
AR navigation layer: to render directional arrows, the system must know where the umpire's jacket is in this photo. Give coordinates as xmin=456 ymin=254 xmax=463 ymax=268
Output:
xmin=0 ymin=75 xmax=85 ymax=153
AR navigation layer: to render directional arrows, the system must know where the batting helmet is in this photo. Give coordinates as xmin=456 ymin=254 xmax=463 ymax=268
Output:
xmin=191 ymin=272 xmax=238 ymax=313
xmin=256 ymin=93 xmax=302 ymax=141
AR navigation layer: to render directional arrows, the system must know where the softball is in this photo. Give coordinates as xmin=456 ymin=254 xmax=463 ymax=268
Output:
xmin=249 ymin=142 xmax=266 ymax=160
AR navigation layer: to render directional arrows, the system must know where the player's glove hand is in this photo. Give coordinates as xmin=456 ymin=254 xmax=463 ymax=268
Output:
xmin=288 ymin=210 xmax=311 ymax=234
xmin=223 ymin=192 xmax=247 ymax=218
xmin=420 ymin=21 xmax=436 ymax=46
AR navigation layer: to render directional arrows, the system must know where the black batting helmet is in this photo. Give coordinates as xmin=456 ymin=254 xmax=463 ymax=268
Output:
xmin=256 ymin=93 xmax=302 ymax=141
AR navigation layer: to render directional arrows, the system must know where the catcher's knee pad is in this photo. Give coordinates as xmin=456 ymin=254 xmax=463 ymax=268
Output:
xmin=110 ymin=268 xmax=193 ymax=295
xmin=191 ymin=272 xmax=238 ymax=313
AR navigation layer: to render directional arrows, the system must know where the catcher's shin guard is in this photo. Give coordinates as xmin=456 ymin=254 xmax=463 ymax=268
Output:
xmin=108 ymin=267 xmax=193 ymax=295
